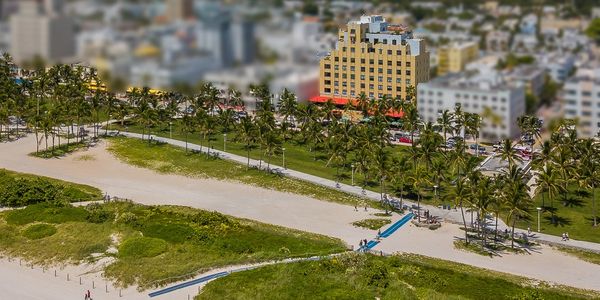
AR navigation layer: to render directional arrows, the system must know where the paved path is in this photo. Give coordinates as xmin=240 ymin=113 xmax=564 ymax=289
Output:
xmin=120 ymin=131 xmax=600 ymax=254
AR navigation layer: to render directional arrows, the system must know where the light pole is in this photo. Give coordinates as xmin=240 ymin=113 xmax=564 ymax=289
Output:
xmin=536 ymin=207 xmax=542 ymax=233
xmin=351 ymin=163 xmax=355 ymax=186
xmin=169 ymin=122 xmax=172 ymax=139
xmin=282 ymin=147 xmax=286 ymax=169
xmin=433 ymin=185 xmax=438 ymax=202
xmin=223 ymin=133 xmax=227 ymax=152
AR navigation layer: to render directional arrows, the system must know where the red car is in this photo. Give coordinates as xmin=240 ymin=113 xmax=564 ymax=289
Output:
xmin=398 ymin=137 xmax=412 ymax=144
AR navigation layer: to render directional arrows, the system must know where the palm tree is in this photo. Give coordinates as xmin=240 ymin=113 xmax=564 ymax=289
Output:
xmin=501 ymin=165 xmax=532 ymax=249
xmin=497 ymin=139 xmax=522 ymax=168
xmin=408 ymin=164 xmax=431 ymax=222
xmin=277 ymin=88 xmax=297 ymax=126
xmin=235 ymin=116 xmax=257 ymax=169
xmin=465 ymin=113 xmax=482 ymax=157
xmin=533 ymin=164 xmax=563 ymax=210
xmin=326 ymin=135 xmax=346 ymax=182
xmin=453 ymin=103 xmax=465 ymax=139
xmin=262 ymin=131 xmax=281 ymax=170
xmin=471 ymin=175 xmax=494 ymax=246
xmin=449 ymin=178 xmax=471 ymax=244
xmin=436 ymin=109 xmax=454 ymax=144
xmin=356 ymin=92 xmax=369 ymax=116
xmin=391 ymin=156 xmax=410 ymax=208
xmin=372 ymin=146 xmax=390 ymax=202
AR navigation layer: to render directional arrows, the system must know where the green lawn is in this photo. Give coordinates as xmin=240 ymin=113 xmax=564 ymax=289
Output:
xmin=107 ymin=137 xmax=374 ymax=208
xmin=352 ymin=218 xmax=391 ymax=230
xmin=0 ymin=202 xmax=347 ymax=289
xmin=196 ymin=252 xmax=598 ymax=300
xmin=30 ymin=141 xmax=88 ymax=159
xmin=110 ymin=121 xmax=463 ymax=206
xmin=514 ymin=187 xmax=600 ymax=243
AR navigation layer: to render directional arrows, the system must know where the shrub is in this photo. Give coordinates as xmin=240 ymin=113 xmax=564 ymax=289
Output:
xmin=115 ymin=212 xmax=139 ymax=225
xmin=119 ymin=237 xmax=168 ymax=258
xmin=5 ymin=203 xmax=88 ymax=225
xmin=190 ymin=211 xmax=233 ymax=227
xmin=0 ymin=178 xmax=62 ymax=207
xmin=22 ymin=223 xmax=57 ymax=240
xmin=86 ymin=204 xmax=114 ymax=223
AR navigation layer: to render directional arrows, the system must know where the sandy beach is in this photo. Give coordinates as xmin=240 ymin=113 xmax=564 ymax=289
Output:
xmin=1 ymin=135 xmax=600 ymax=297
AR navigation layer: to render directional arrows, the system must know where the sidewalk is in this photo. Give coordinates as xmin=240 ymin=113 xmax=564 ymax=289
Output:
xmin=117 ymin=131 xmax=600 ymax=254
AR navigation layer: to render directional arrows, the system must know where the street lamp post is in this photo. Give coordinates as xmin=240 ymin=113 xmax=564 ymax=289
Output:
xmin=351 ymin=163 xmax=355 ymax=186
xmin=282 ymin=147 xmax=286 ymax=169
xmin=433 ymin=185 xmax=438 ymax=202
xmin=169 ymin=122 xmax=172 ymax=139
xmin=223 ymin=133 xmax=227 ymax=152
xmin=536 ymin=207 xmax=542 ymax=233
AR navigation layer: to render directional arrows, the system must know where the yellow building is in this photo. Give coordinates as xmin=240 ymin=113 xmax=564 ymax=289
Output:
xmin=437 ymin=41 xmax=479 ymax=76
xmin=317 ymin=15 xmax=429 ymax=103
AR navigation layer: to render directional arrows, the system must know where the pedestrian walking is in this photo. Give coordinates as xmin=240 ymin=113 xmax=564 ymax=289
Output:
xmin=364 ymin=205 xmax=368 ymax=212
xmin=354 ymin=204 xmax=358 ymax=211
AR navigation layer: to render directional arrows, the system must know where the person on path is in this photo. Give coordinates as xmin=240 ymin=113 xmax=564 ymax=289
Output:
xmin=364 ymin=205 xmax=368 ymax=212
xmin=562 ymin=233 xmax=566 ymax=241
xmin=566 ymin=232 xmax=570 ymax=240
xmin=354 ymin=204 xmax=358 ymax=212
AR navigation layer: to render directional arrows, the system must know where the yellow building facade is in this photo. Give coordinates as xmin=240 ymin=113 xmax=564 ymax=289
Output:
xmin=437 ymin=41 xmax=479 ymax=76
xmin=318 ymin=15 xmax=429 ymax=102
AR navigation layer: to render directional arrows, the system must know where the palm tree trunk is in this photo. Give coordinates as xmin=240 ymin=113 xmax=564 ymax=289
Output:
xmin=460 ymin=201 xmax=469 ymax=244
xmin=593 ymin=184 xmax=597 ymax=227
xmin=247 ymin=145 xmax=251 ymax=169
xmin=511 ymin=218 xmax=516 ymax=249
xmin=35 ymin=128 xmax=39 ymax=154
xmin=494 ymin=214 xmax=499 ymax=243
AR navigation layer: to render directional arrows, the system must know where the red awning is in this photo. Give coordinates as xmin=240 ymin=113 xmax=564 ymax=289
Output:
xmin=309 ymin=96 xmax=404 ymax=118
xmin=309 ymin=96 xmax=355 ymax=106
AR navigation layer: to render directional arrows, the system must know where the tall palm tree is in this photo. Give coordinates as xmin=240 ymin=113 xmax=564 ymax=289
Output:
xmin=235 ymin=116 xmax=257 ymax=169
xmin=501 ymin=165 xmax=532 ymax=249
xmin=436 ymin=109 xmax=454 ymax=144
xmin=533 ymin=165 xmax=563 ymax=210
xmin=326 ymin=135 xmax=346 ymax=182
xmin=471 ymin=175 xmax=494 ymax=246
xmin=449 ymin=178 xmax=471 ymax=244
xmin=277 ymin=88 xmax=297 ymax=126
xmin=465 ymin=113 xmax=482 ymax=157
xmin=497 ymin=139 xmax=522 ymax=168
xmin=408 ymin=164 xmax=431 ymax=222
xmin=372 ymin=146 xmax=390 ymax=202
xmin=356 ymin=92 xmax=369 ymax=116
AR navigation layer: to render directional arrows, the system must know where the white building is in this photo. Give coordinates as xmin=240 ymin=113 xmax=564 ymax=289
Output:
xmin=130 ymin=55 xmax=220 ymax=88
xmin=10 ymin=0 xmax=75 ymax=63
xmin=563 ymin=68 xmax=600 ymax=137
xmin=204 ymin=64 xmax=319 ymax=109
xmin=537 ymin=52 xmax=575 ymax=82
xmin=417 ymin=70 xmax=525 ymax=140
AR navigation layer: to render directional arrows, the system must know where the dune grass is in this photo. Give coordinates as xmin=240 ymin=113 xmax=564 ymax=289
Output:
xmin=0 ymin=168 xmax=102 ymax=205
xmin=0 ymin=202 xmax=346 ymax=289
xmin=196 ymin=252 xmax=599 ymax=300
xmin=107 ymin=137 xmax=374 ymax=208
xmin=556 ymin=246 xmax=600 ymax=266
xmin=351 ymin=218 xmax=391 ymax=230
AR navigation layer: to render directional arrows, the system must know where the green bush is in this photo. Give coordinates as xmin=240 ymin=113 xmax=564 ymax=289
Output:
xmin=119 ymin=237 xmax=168 ymax=258
xmin=0 ymin=178 xmax=62 ymax=207
xmin=86 ymin=204 xmax=114 ymax=223
xmin=5 ymin=203 xmax=89 ymax=225
xmin=22 ymin=223 xmax=57 ymax=240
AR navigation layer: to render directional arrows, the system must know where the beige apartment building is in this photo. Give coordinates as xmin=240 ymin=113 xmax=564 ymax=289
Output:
xmin=316 ymin=15 xmax=429 ymax=103
xmin=437 ymin=41 xmax=479 ymax=76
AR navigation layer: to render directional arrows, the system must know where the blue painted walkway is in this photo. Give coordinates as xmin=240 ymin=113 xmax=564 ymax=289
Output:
xmin=148 ymin=271 xmax=229 ymax=297
xmin=379 ymin=213 xmax=414 ymax=238
xmin=358 ymin=213 xmax=414 ymax=252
